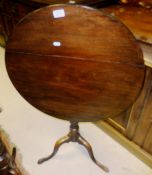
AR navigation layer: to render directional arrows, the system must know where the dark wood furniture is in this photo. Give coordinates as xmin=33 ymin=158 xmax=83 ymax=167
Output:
xmin=0 ymin=136 xmax=21 ymax=175
xmin=5 ymin=4 xmax=145 ymax=172
xmin=1 ymin=0 xmax=152 ymax=164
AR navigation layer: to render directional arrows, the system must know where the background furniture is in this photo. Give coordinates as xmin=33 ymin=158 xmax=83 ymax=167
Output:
xmin=102 ymin=5 xmax=152 ymax=156
xmin=0 ymin=137 xmax=21 ymax=175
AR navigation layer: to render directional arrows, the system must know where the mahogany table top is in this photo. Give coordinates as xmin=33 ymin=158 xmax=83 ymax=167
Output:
xmin=5 ymin=5 xmax=145 ymax=122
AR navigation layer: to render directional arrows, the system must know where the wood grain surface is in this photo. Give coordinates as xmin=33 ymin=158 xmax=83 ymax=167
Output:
xmin=5 ymin=5 xmax=145 ymax=122
xmin=103 ymin=5 xmax=152 ymax=44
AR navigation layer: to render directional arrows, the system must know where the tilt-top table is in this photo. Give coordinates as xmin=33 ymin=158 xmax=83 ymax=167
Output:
xmin=5 ymin=4 xmax=145 ymax=173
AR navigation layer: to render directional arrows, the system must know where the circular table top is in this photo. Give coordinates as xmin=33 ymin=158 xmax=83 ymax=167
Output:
xmin=5 ymin=4 xmax=145 ymax=122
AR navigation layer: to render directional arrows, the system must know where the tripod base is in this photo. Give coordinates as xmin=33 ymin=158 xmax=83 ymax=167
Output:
xmin=38 ymin=121 xmax=109 ymax=173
